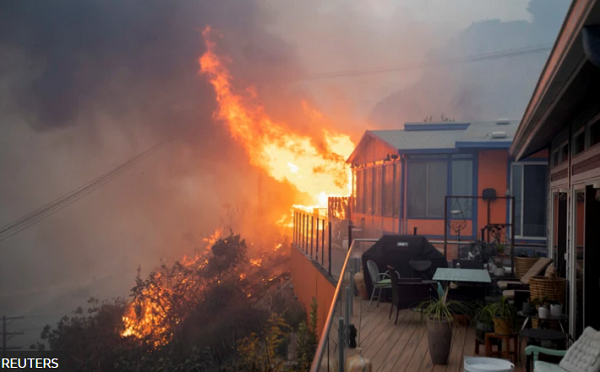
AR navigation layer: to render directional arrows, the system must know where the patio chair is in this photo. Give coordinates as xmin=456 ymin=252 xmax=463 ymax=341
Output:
xmin=499 ymin=257 xmax=553 ymax=300
xmin=409 ymin=260 xmax=433 ymax=279
xmin=525 ymin=326 xmax=600 ymax=372
xmin=366 ymin=260 xmax=399 ymax=311
xmin=388 ymin=276 xmax=434 ymax=325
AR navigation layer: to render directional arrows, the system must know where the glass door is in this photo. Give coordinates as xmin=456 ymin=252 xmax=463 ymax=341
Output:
xmin=552 ymin=191 xmax=568 ymax=278
xmin=571 ymin=189 xmax=585 ymax=338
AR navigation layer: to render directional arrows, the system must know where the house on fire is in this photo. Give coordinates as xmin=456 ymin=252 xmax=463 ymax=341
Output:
xmin=346 ymin=120 xmax=548 ymax=258
xmin=510 ymin=0 xmax=600 ymax=336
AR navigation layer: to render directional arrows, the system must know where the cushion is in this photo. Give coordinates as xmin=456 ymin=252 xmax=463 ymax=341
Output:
xmin=535 ymin=361 xmax=567 ymax=372
xmin=559 ymin=327 xmax=600 ymax=372
xmin=522 ymin=257 xmax=553 ymax=285
xmin=545 ymin=264 xmax=557 ymax=278
xmin=502 ymin=290 xmax=515 ymax=300
xmin=498 ymin=280 xmax=522 ymax=290
xmin=374 ymin=279 xmax=391 ymax=287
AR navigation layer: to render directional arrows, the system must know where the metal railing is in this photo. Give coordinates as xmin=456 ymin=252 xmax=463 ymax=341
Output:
xmin=293 ymin=209 xmax=333 ymax=274
xmin=309 ymin=239 xmax=378 ymax=372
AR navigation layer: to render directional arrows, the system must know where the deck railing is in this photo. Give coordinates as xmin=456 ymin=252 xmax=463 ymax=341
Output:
xmin=309 ymin=238 xmax=378 ymax=372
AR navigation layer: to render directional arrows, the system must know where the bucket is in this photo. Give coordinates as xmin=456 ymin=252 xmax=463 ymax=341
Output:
xmin=464 ymin=356 xmax=514 ymax=372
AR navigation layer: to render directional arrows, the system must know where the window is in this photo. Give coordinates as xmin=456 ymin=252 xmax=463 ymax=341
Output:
xmin=589 ymin=120 xmax=600 ymax=148
xmin=561 ymin=143 xmax=569 ymax=163
xmin=393 ymin=162 xmax=401 ymax=217
xmin=356 ymin=169 xmax=364 ymax=213
xmin=573 ymin=128 xmax=585 ymax=156
xmin=374 ymin=167 xmax=383 ymax=215
xmin=552 ymin=150 xmax=559 ymax=167
xmin=408 ymin=159 xmax=447 ymax=218
xmin=365 ymin=168 xmax=373 ymax=214
xmin=511 ymin=163 xmax=548 ymax=237
xmin=450 ymin=155 xmax=473 ymax=218
xmin=382 ymin=164 xmax=394 ymax=217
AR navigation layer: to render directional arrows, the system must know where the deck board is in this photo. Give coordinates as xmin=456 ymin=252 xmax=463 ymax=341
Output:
xmin=341 ymin=300 xmax=526 ymax=372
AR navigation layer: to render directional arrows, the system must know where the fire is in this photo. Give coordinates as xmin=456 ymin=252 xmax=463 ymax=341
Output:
xmin=199 ymin=26 xmax=354 ymax=208
xmin=249 ymin=258 xmax=263 ymax=267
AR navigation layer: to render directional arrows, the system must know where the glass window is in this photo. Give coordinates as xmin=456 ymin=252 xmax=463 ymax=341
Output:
xmin=365 ymin=168 xmax=373 ymax=215
xmin=383 ymin=164 xmax=394 ymax=217
xmin=451 ymin=158 xmax=473 ymax=218
xmin=573 ymin=130 xmax=585 ymax=156
xmin=394 ymin=162 xmax=401 ymax=217
xmin=561 ymin=143 xmax=569 ymax=163
xmin=589 ymin=121 xmax=600 ymax=147
xmin=356 ymin=169 xmax=364 ymax=213
xmin=408 ymin=160 xmax=447 ymax=218
xmin=374 ymin=167 xmax=383 ymax=216
xmin=511 ymin=163 xmax=547 ymax=237
xmin=552 ymin=150 xmax=559 ymax=167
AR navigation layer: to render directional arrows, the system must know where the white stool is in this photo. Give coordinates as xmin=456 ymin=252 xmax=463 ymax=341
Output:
xmin=464 ymin=356 xmax=514 ymax=372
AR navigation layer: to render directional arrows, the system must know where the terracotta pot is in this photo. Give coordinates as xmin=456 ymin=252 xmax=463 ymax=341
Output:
xmin=493 ymin=317 xmax=513 ymax=335
xmin=427 ymin=319 xmax=452 ymax=365
xmin=354 ymin=271 xmax=369 ymax=300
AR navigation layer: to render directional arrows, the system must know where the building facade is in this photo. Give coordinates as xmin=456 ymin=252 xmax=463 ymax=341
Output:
xmin=510 ymin=0 xmax=600 ymax=337
xmin=347 ymin=121 xmax=548 ymax=259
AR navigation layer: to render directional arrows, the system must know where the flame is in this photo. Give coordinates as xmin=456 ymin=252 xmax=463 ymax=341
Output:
xmin=249 ymin=258 xmax=263 ymax=267
xmin=203 ymin=227 xmax=223 ymax=247
xmin=199 ymin=26 xmax=354 ymax=208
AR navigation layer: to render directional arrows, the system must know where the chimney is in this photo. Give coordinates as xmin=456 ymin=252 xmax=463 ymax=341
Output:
xmin=496 ymin=118 xmax=510 ymax=125
xmin=492 ymin=131 xmax=507 ymax=139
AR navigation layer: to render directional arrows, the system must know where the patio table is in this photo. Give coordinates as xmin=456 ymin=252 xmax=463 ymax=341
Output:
xmin=433 ymin=268 xmax=492 ymax=283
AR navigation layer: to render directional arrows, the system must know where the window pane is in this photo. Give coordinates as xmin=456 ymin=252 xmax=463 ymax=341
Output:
xmin=574 ymin=131 xmax=585 ymax=155
xmin=451 ymin=160 xmax=473 ymax=218
xmin=522 ymin=165 xmax=547 ymax=237
xmin=408 ymin=162 xmax=427 ymax=217
xmin=590 ymin=121 xmax=600 ymax=147
xmin=374 ymin=167 xmax=383 ymax=216
xmin=512 ymin=165 xmax=523 ymax=236
xmin=561 ymin=144 xmax=569 ymax=163
xmin=356 ymin=169 xmax=363 ymax=213
xmin=427 ymin=161 xmax=447 ymax=217
xmin=394 ymin=162 xmax=401 ymax=217
xmin=383 ymin=164 xmax=394 ymax=217
xmin=365 ymin=168 xmax=373 ymax=214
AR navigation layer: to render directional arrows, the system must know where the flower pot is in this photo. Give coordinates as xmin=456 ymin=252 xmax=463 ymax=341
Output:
xmin=427 ymin=319 xmax=452 ymax=365
xmin=475 ymin=321 xmax=494 ymax=342
xmin=522 ymin=302 xmax=533 ymax=315
xmin=550 ymin=304 xmax=562 ymax=317
xmin=345 ymin=348 xmax=372 ymax=372
xmin=493 ymin=317 xmax=513 ymax=335
xmin=538 ymin=306 xmax=549 ymax=319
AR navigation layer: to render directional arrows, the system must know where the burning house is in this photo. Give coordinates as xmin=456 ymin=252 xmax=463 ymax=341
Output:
xmin=346 ymin=120 xmax=548 ymax=259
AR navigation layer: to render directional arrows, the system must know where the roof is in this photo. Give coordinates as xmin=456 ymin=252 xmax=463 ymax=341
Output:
xmin=510 ymin=0 xmax=600 ymax=159
xmin=347 ymin=120 xmax=519 ymax=163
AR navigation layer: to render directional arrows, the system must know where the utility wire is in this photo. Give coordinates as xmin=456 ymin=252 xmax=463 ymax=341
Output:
xmin=274 ymin=43 xmax=553 ymax=82
xmin=0 ymin=139 xmax=172 ymax=243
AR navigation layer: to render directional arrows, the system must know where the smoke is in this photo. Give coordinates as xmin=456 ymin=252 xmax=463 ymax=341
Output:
xmin=0 ymin=0 xmax=302 ymax=318
xmin=370 ymin=0 xmax=571 ymax=126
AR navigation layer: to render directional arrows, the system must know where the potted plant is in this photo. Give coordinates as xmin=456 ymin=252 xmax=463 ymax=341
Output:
xmin=487 ymin=297 xmax=516 ymax=335
xmin=549 ymin=300 xmax=563 ymax=317
xmin=419 ymin=289 xmax=470 ymax=365
xmin=522 ymin=299 xmax=534 ymax=315
xmin=531 ymin=297 xmax=550 ymax=318
xmin=472 ymin=303 xmax=494 ymax=342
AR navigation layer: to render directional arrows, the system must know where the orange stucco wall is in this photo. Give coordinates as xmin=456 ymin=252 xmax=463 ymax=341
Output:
xmin=289 ymin=245 xmax=336 ymax=338
xmin=477 ymin=150 xmax=510 ymax=238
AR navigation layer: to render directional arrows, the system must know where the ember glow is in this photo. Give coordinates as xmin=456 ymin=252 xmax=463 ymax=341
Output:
xmin=199 ymin=26 xmax=354 ymax=208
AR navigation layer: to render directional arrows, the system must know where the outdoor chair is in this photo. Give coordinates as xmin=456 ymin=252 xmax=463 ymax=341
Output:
xmin=388 ymin=275 xmax=434 ymax=325
xmin=498 ymin=257 xmax=553 ymax=300
xmin=366 ymin=260 xmax=400 ymax=311
xmin=525 ymin=326 xmax=600 ymax=372
xmin=409 ymin=260 xmax=433 ymax=279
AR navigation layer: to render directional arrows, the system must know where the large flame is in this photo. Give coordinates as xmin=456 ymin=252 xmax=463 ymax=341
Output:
xmin=199 ymin=26 xmax=354 ymax=208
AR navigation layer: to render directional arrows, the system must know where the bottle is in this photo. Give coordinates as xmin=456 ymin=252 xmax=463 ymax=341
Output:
xmin=456 ymin=262 xmax=461 ymax=269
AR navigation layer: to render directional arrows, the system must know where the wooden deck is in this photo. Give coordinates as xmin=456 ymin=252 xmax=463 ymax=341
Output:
xmin=327 ymin=299 xmax=526 ymax=372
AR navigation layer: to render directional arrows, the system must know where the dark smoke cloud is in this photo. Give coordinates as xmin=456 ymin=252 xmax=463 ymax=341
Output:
xmin=0 ymin=0 xmax=302 ymax=328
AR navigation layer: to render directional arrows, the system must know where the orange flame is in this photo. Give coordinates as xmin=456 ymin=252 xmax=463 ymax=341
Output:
xmin=199 ymin=26 xmax=354 ymax=208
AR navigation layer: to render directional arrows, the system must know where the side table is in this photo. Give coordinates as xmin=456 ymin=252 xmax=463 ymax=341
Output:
xmin=485 ymin=332 xmax=518 ymax=363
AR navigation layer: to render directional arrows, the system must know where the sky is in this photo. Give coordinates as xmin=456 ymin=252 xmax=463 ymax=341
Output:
xmin=0 ymin=0 xmax=569 ymax=346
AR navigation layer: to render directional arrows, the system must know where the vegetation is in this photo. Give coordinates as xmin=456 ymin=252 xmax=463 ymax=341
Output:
xmin=419 ymin=288 xmax=471 ymax=324
xmin=31 ymin=232 xmax=318 ymax=372
xmin=477 ymin=297 xmax=517 ymax=321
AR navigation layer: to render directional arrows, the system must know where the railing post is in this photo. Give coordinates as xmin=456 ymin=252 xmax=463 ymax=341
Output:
xmin=315 ymin=218 xmax=319 ymax=259
xmin=328 ymin=221 xmax=332 ymax=275
xmin=311 ymin=216 xmax=314 ymax=259
xmin=345 ymin=286 xmax=350 ymax=338
xmin=293 ymin=211 xmax=296 ymax=245
xmin=321 ymin=219 xmax=325 ymax=267
xmin=338 ymin=317 xmax=345 ymax=372
xmin=347 ymin=220 xmax=354 ymax=250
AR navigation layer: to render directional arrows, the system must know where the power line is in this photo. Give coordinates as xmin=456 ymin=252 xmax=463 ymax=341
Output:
xmin=0 ymin=139 xmax=172 ymax=243
xmin=274 ymin=43 xmax=553 ymax=82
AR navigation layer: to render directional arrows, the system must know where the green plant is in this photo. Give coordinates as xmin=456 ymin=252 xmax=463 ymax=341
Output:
xmin=296 ymin=297 xmax=318 ymax=371
xmin=487 ymin=297 xmax=517 ymax=320
xmin=472 ymin=303 xmax=495 ymax=325
xmin=530 ymin=296 xmax=550 ymax=308
xmin=418 ymin=288 xmax=471 ymax=324
xmin=496 ymin=244 xmax=505 ymax=254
